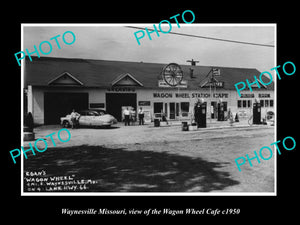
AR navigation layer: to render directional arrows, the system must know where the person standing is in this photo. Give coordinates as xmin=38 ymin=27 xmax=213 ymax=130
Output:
xmin=123 ymin=107 xmax=130 ymax=126
xmin=161 ymin=111 xmax=168 ymax=125
xmin=70 ymin=109 xmax=80 ymax=129
xmin=138 ymin=107 xmax=144 ymax=125
xmin=228 ymin=108 xmax=234 ymax=126
xmin=194 ymin=101 xmax=201 ymax=128
xmin=131 ymin=108 xmax=136 ymax=125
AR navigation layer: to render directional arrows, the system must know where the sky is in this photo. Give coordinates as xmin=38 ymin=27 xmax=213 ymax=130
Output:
xmin=23 ymin=24 xmax=275 ymax=72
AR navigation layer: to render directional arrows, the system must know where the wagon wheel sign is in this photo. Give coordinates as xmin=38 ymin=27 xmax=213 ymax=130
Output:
xmin=162 ymin=63 xmax=184 ymax=87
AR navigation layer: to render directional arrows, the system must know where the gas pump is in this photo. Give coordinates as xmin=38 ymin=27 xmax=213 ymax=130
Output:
xmin=194 ymin=99 xmax=207 ymax=128
xmin=253 ymin=100 xmax=261 ymax=124
xmin=199 ymin=102 xmax=207 ymax=128
xmin=217 ymin=100 xmax=225 ymax=121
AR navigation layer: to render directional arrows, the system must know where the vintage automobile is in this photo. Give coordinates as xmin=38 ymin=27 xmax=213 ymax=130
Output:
xmin=60 ymin=109 xmax=117 ymax=128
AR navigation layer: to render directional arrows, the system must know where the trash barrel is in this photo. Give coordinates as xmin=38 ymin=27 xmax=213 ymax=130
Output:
xmin=182 ymin=122 xmax=188 ymax=131
xmin=154 ymin=119 xmax=160 ymax=127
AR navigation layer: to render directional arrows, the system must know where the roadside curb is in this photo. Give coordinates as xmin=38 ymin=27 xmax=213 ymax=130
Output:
xmin=193 ymin=124 xmax=273 ymax=131
xmin=147 ymin=123 xmax=273 ymax=131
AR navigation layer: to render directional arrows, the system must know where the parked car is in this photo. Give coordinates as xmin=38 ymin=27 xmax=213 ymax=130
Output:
xmin=93 ymin=109 xmax=107 ymax=116
xmin=60 ymin=110 xmax=117 ymax=128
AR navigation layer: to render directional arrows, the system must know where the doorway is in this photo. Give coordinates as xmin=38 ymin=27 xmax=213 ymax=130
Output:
xmin=169 ymin=103 xmax=175 ymax=119
xmin=44 ymin=92 xmax=88 ymax=124
xmin=106 ymin=93 xmax=137 ymax=121
xmin=169 ymin=102 xmax=179 ymax=120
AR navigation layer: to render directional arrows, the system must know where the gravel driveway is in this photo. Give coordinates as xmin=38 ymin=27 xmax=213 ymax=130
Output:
xmin=23 ymin=123 xmax=275 ymax=193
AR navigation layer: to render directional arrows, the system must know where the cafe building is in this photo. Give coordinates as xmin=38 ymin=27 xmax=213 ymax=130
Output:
xmin=24 ymin=56 xmax=274 ymax=125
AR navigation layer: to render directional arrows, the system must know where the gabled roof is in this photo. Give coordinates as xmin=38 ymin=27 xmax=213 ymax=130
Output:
xmin=111 ymin=73 xmax=143 ymax=87
xmin=24 ymin=56 xmax=274 ymax=91
xmin=199 ymin=76 xmax=220 ymax=87
xmin=47 ymin=71 xmax=84 ymax=86
xmin=246 ymin=77 xmax=267 ymax=89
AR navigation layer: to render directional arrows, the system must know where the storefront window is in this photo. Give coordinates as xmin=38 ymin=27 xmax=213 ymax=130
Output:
xmin=223 ymin=102 xmax=228 ymax=111
xmin=265 ymin=100 xmax=269 ymax=107
xmin=176 ymin=103 xmax=179 ymax=117
xmin=237 ymin=100 xmax=242 ymax=108
xmin=238 ymin=100 xmax=252 ymax=108
xmin=242 ymin=100 xmax=247 ymax=108
xmin=164 ymin=103 xmax=168 ymax=116
xmin=260 ymin=100 xmax=264 ymax=107
xmin=270 ymin=100 xmax=274 ymax=107
xmin=247 ymin=100 xmax=251 ymax=108
xmin=181 ymin=102 xmax=190 ymax=117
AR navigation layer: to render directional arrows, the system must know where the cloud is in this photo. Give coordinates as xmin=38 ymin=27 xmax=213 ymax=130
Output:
xmin=22 ymin=25 xmax=275 ymax=71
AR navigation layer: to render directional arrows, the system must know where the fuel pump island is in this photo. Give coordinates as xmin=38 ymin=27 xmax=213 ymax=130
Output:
xmin=158 ymin=63 xmax=266 ymax=131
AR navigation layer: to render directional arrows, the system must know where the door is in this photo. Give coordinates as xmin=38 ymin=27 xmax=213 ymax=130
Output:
xmin=106 ymin=93 xmax=137 ymax=121
xmin=169 ymin=102 xmax=175 ymax=119
xmin=154 ymin=102 xmax=163 ymax=118
xmin=44 ymin=92 xmax=88 ymax=125
xmin=78 ymin=111 xmax=88 ymax=126
xmin=84 ymin=111 xmax=96 ymax=126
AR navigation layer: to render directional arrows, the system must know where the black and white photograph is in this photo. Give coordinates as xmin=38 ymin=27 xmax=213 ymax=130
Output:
xmin=21 ymin=24 xmax=276 ymax=195
xmin=4 ymin=4 xmax=298 ymax=221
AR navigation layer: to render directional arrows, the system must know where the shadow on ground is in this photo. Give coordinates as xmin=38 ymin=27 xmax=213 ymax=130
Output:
xmin=24 ymin=145 xmax=239 ymax=192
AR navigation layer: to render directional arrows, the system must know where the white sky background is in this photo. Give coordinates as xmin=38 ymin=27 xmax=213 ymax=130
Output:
xmin=23 ymin=24 xmax=275 ymax=72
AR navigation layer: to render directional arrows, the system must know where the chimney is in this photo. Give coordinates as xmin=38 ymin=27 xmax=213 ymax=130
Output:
xmin=189 ymin=68 xmax=195 ymax=78
xmin=186 ymin=59 xmax=199 ymax=78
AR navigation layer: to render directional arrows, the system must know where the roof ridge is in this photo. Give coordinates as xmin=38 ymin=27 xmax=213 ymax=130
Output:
xmin=26 ymin=56 xmax=259 ymax=70
xmin=25 ymin=56 xmax=273 ymax=90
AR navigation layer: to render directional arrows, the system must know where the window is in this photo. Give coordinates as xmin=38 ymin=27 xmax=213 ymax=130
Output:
xmin=270 ymin=100 xmax=274 ymax=107
xmin=265 ymin=100 xmax=269 ymax=107
xmin=242 ymin=100 xmax=247 ymax=108
xmin=181 ymin=102 xmax=190 ymax=117
xmin=87 ymin=111 xmax=97 ymax=116
xmin=238 ymin=100 xmax=251 ymax=108
xmin=165 ymin=103 xmax=168 ymax=116
xmin=238 ymin=100 xmax=242 ymax=108
xmin=260 ymin=100 xmax=264 ymax=107
xmin=176 ymin=103 xmax=180 ymax=117
xmin=247 ymin=100 xmax=251 ymax=108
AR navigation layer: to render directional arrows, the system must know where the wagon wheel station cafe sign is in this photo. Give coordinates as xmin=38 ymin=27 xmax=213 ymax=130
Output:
xmin=156 ymin=76 xmax=228 ymax=99
xmin=153 ymin=92 xmax=229 ymax=98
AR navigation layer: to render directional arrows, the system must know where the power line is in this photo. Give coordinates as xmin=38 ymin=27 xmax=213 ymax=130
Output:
xmin=125 ymin=26 xmax=275 ymax=48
